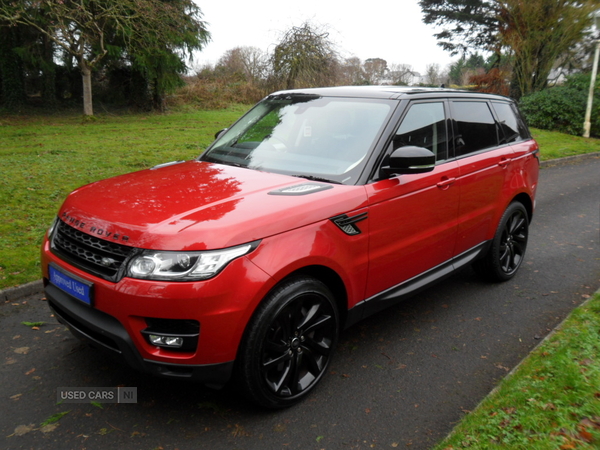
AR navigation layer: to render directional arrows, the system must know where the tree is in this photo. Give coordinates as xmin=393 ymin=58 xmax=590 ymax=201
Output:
xmin=388 ymin=63 xmax=416 ymax=85
xmin=128 ymin=0 xmax=210 ymax=111
xmin=419 ymin=0 xmax=502 ymax=55
xmin=0 ymin=24 xmax=26 ymax=109
xmin=272 ymin=22 xmax=338 ymax=90
xmin=363 ymin=58 xmax=388 ymax=84
xmin=448 ymin=53 xmax=487 ymax=85
xmin=424 ymin=63 xmax=444 ymax=86
xmin=338 ymin=57 xmax=366 ymax=85
xmin=497 ymin=0 xmax=597 ymax=98
xmin=420 ymin=0 xmax=597 ymax=98
xmin=217 ymin=46 xmax=269 ymax=83
xmin=0 ymin=0 xmax=209 ymax=115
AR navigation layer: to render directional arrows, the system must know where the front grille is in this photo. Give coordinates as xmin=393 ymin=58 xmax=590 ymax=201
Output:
xmin=51 ymin=219 xmax=137 ymax=281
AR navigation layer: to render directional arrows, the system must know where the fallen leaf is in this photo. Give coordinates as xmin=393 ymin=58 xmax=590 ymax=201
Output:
xmin=580 ymin=418 xmax=600 ymax=430
xmin=560 ymin=444 xmax=576 ymax=450
xmin=40 ymin=423 xmax=59 ymax=434
xmin=14 ymin=347 xmax=30 ymax=355
xmin=231 ymin=424 xmax=250 ymax=437
xmin=577 ymin=428 xmax=593 ymax=443
xmin=25 ymin=368 xmax=36 ymax=376
xmin=10 ymin=394 xmax=22 ymax=400
xmin=13 ymin=424 xmax=35 ymax=436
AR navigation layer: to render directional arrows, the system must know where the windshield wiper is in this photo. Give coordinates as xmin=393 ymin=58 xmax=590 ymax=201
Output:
xmin=292 ymin=174 xmax=342 ymax=184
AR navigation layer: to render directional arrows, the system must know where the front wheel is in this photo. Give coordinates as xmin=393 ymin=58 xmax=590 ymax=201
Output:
xmin=236 ymin=276 xmax=339 ymax=408
xmin=474 ymin=202 xmax=529 ymax=282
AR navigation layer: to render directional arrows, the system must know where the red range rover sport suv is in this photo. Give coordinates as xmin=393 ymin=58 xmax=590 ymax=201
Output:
xmin=41 ymin=86 xmax=539 ymax=408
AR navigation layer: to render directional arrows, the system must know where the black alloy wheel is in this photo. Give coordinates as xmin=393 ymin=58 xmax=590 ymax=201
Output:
xmin=237 ymin=276 xmax=339 ymax=408
xmin=475 ymin=202 xmax=529 ymax=282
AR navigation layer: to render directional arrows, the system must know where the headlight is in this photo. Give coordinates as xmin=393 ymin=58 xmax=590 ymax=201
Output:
xmin=127 ymin=242 xmax=258 ymax=281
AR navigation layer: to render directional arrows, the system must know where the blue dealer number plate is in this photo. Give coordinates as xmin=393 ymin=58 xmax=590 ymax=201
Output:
xmin=49 ymin=265 xmax=93 ymax=306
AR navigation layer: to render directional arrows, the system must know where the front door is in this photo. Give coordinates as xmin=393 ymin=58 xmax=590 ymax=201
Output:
xmin=365 ymin=101 xmax=459 ymax=312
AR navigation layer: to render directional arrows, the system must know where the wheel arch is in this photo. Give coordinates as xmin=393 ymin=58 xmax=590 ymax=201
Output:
xmin=511 ymin=192 xmax=534 ymax=223
xmin=283 ymin=265 xmax=349 ymax=328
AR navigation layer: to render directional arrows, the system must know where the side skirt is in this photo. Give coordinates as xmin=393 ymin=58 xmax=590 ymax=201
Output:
xmin=345 ymin=241 xmax=490 ymax=328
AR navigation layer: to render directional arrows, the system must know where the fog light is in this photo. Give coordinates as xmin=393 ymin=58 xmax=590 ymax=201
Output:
xmin=148 ymin=334 xmax=184 ymax=348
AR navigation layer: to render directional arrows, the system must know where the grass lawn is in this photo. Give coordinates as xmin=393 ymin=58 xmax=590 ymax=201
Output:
xmin=433 ymin=292 xmax=600 ymax=450
xmin=532 ymin=128 xmax=600 ymax=160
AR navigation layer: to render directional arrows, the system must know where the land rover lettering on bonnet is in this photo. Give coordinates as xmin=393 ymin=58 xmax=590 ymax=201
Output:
xmin=41 ymin=86 xmax=539 ymax=408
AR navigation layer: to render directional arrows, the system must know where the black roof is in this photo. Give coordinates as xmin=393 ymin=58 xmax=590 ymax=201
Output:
xmin=269 ymin=85 xmax=513 ymax=102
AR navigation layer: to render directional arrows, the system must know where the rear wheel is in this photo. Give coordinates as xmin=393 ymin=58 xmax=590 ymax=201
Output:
xmin=236 ymin=276 xmax=339 ymax=408
xmin=474 ymin=202 xmax=529 ymax=282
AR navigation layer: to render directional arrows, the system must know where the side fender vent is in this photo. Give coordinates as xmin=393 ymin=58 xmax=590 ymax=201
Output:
xmin=330 ymin=213 xmax=368 ymax=236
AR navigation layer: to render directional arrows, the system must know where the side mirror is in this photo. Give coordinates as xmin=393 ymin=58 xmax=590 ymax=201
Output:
xmin=214 ymin=128 xmax=228 ymax=140
xmin=381 ymin=146 xmax=435 ymax=176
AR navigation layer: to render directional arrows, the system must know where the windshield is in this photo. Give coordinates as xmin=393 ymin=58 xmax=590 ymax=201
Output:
xmin=200 ymin=95 xmax=395 ymax=184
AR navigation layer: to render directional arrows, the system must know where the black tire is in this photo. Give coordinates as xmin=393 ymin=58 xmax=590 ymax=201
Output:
xmin=474 ymin=202 xmax=529 ymax=282
xmin=236 ymin=276 xmax=339 ymax=408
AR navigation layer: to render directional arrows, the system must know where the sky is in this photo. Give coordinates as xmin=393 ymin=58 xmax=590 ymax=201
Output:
xmin=193 ymin=1 xmax=455 ymax=75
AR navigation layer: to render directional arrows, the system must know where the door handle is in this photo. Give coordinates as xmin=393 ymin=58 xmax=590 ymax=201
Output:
xmin=498 ymin=157 xmax=511 ymax=167
xmin=436 ymin=177 xmax=456 ymax=189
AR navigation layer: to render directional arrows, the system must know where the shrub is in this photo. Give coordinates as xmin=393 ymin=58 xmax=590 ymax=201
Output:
xmin=519 ymin=73 xmax=600 ymax=137
xmin=168 ymin=66 xmax=270 ymax=110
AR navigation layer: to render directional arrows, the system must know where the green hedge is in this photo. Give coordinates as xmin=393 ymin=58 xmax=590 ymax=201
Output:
xmin=519 ymin=73 xmax=600 ymax=137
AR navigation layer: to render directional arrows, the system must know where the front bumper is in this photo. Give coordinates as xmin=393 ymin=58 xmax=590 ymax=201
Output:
xmin=46 ymin=282 xmax=235 ymax=385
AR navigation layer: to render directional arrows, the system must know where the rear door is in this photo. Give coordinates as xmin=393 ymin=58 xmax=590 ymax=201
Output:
xmin=451 ymin=100 xmax=514 ymax=256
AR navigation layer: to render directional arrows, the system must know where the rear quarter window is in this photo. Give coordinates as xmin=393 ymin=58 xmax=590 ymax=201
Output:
xmin=492 ymin=101 xmax=530 ymax=144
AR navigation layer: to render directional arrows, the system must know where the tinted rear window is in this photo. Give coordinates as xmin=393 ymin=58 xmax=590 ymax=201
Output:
xmin=451 ymin=101 xmax=498 ymax=157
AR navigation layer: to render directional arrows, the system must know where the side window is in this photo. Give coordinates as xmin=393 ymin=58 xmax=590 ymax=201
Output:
xmin=451 ymin=101 xmax=498 ymax=157
xmin=492 ymin=101 xmax=529 ymax=143
xmin=394 ymin=102 xmax=448 ymax=162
